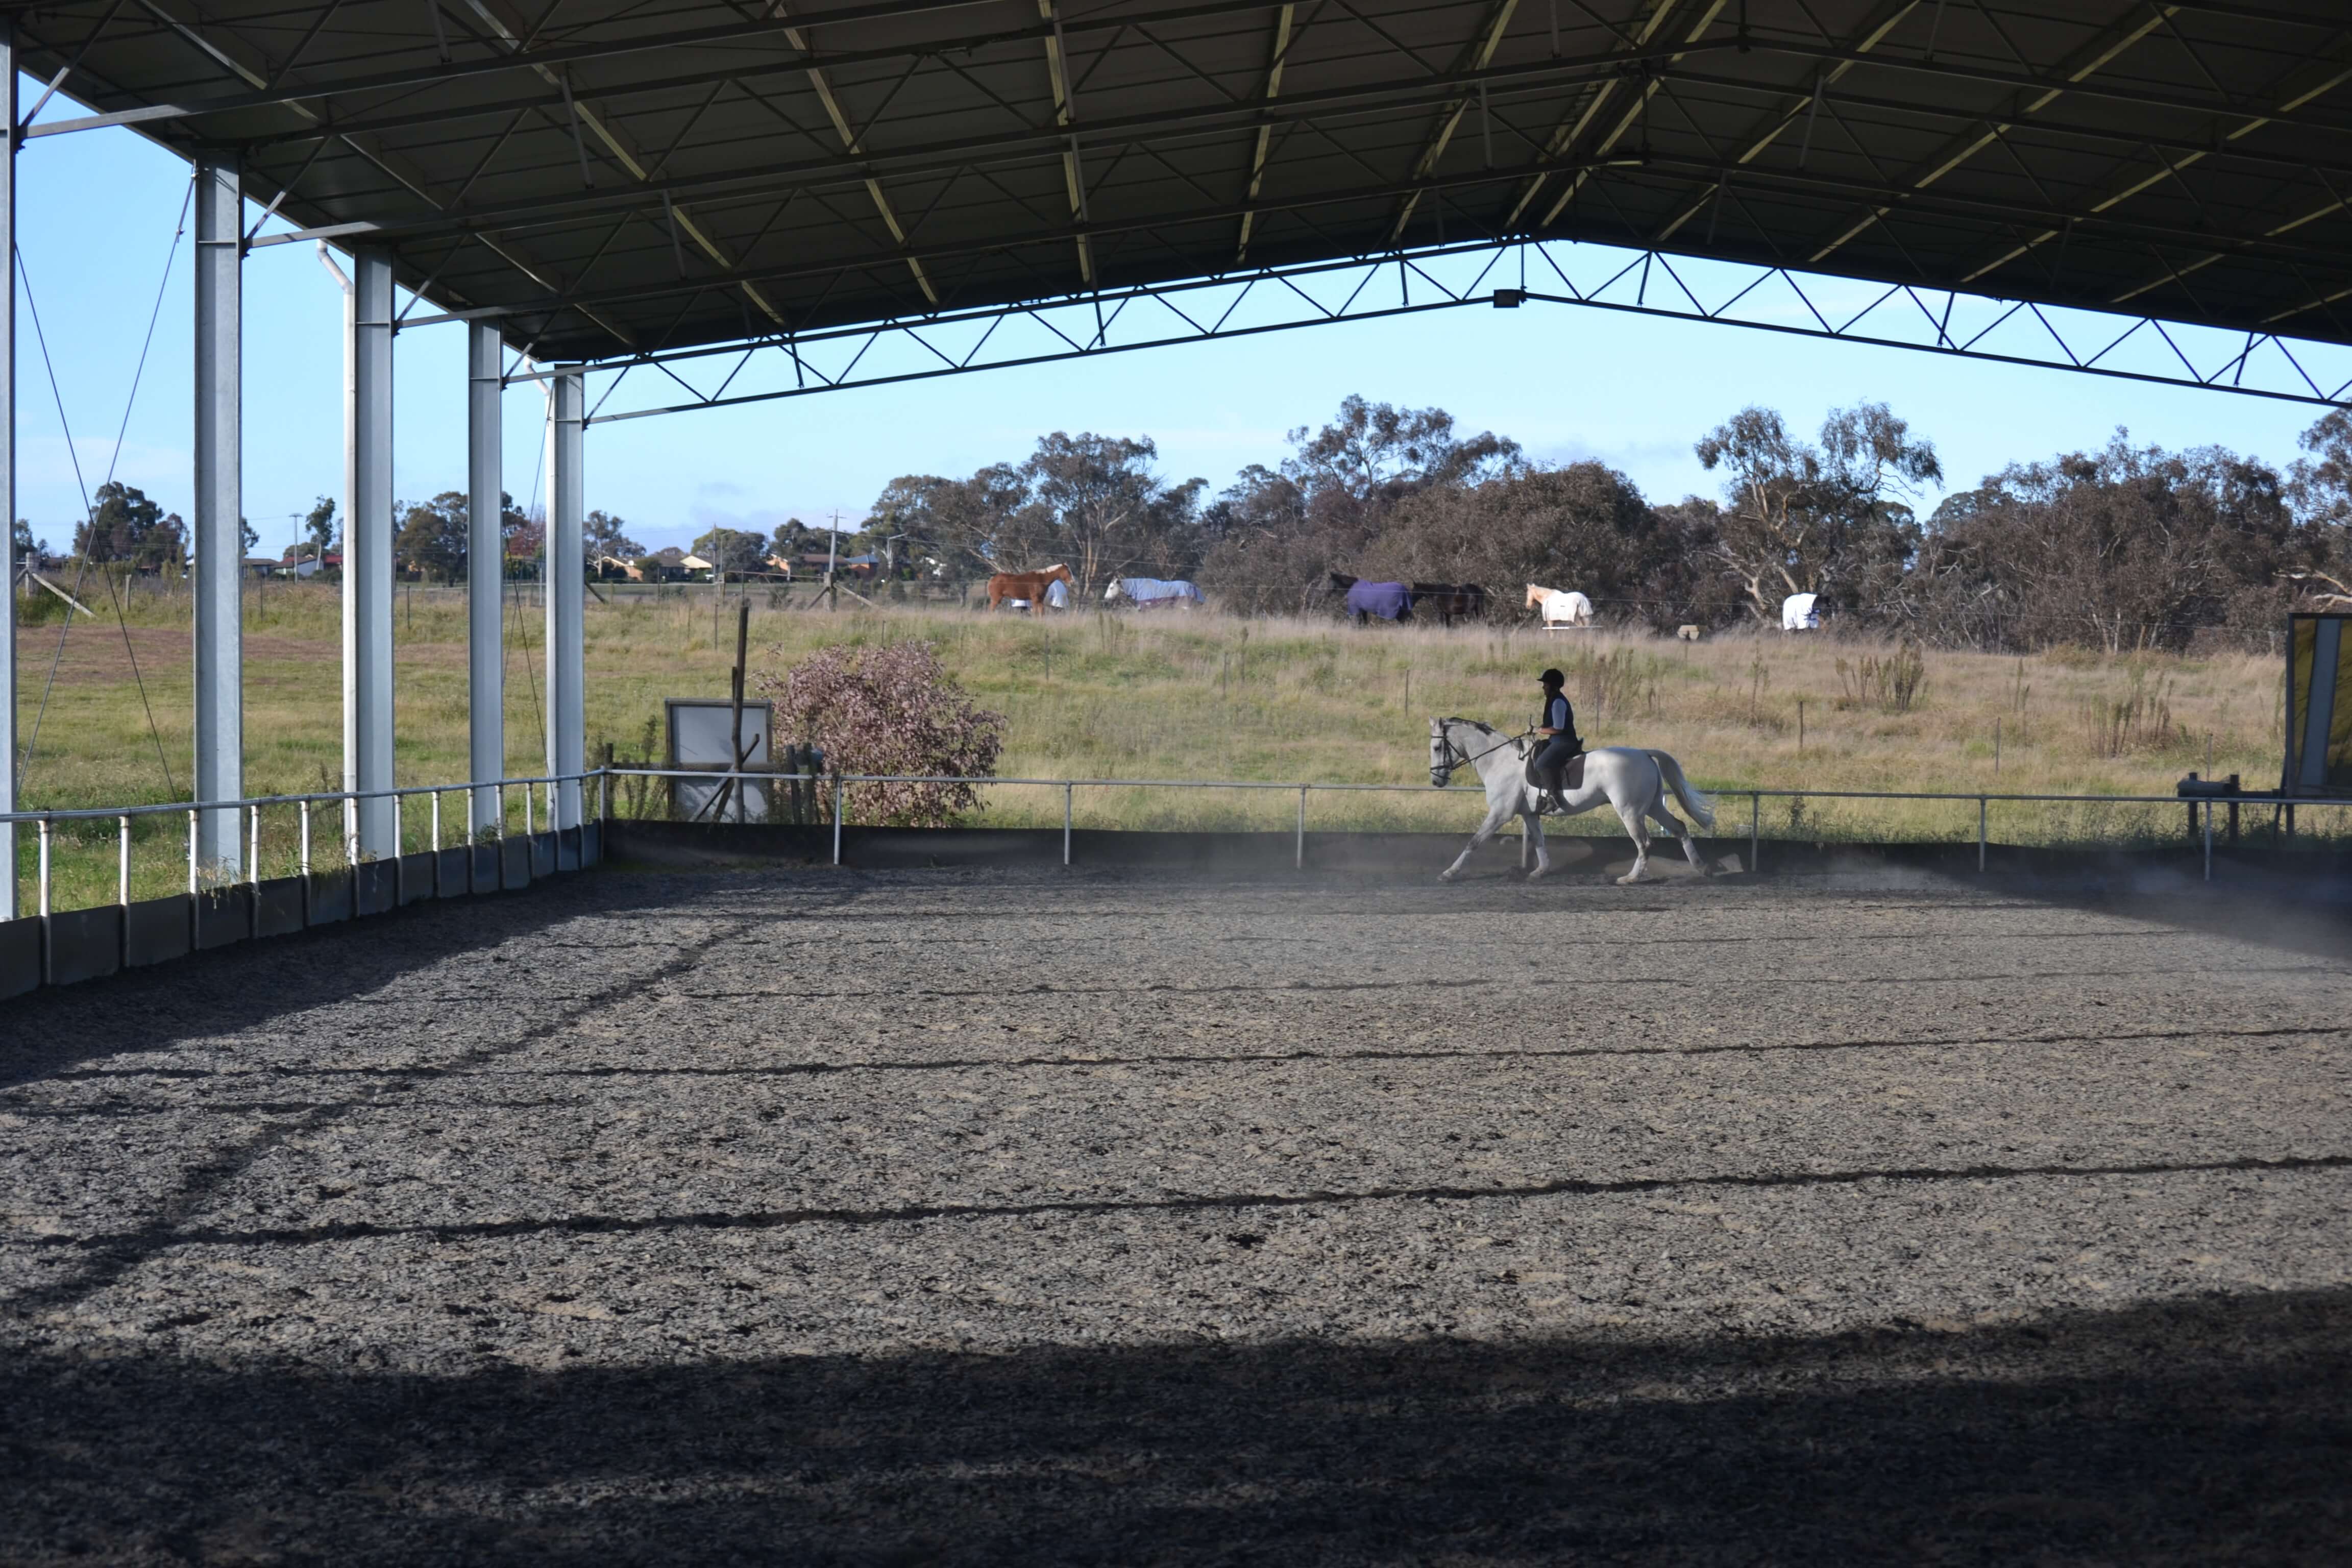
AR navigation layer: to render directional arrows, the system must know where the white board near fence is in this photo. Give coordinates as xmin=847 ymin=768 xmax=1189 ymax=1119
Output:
xmin=666 ymin=699 xmax=773 ymax=821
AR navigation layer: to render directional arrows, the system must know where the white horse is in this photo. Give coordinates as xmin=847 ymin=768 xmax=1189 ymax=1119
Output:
xmin=1525 ymin=583 xmax=1594 ymax=629
xmin=1427 ymin=716 xmax=1717 ymax=885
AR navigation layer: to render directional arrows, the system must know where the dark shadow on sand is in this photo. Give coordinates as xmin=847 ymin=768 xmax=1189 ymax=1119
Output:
xmin=5 ymin=1288 xmax=2345 ymax=1563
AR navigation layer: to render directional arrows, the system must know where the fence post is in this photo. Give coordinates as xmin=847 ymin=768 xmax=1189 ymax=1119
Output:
xmin=299 ymin=799 xmax=312 ymax=921
xmin=832 ymin=776 xmax=845 ymax=866
xmin=1297 ymin=786 xmax=1307 ymax=870
xmin=1749 ymin=792 xmax=1760 ymax=874
xmin=38 ymin=817 xmax=52 ymax=918
xmin=1977 ymin=797 xmax=1987 ymax=873
xmin=187 ymin=808 xmax=200 ymax=897
xmin=2203 ymin=799 xmax=2213 ymax=882
xmin=1063 ymin=782 xmax=1073 ymax=867
xmin=117 ymin=815 xmax=132 ymax=908
xmin=431 ymin=790 xmax=442 ymax=854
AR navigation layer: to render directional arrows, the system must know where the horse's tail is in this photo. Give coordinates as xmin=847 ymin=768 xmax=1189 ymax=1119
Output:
xmin=1648 ymin=750 xmax=1716 ymax=830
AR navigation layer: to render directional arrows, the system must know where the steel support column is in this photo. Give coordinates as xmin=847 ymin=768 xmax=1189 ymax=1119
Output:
xmin=0 ymin=23 xmax=16 ymax=921
xmin=544 ymin=368 xmax=584 ymax=827
xmin=468 ymin=323 xmax=503 ymax=831
xmin=345 ymin=248 xmax=396 ymax=857
xmin=192 ymin=154 xmax=242 ymax=876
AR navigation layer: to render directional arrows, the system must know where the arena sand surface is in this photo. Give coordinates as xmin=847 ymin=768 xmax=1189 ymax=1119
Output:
xmin=3 ymin=865 xmax=2349 ymax=1563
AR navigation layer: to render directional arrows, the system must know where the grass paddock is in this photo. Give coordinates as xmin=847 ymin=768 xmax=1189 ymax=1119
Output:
xmin=9 ymin=576 xmax=2339 ymax=910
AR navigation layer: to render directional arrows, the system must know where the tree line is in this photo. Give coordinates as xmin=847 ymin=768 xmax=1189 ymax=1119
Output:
xmin=863 ymin=395 xmax=2352 ymax=650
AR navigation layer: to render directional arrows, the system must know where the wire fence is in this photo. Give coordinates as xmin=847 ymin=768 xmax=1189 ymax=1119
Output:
xmin=601 ymin=767 xmax=2352 ymax=883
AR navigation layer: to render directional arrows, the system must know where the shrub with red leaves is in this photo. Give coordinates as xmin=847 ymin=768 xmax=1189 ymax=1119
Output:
xmin=759 ymin=640 xmax=1003 ymax=826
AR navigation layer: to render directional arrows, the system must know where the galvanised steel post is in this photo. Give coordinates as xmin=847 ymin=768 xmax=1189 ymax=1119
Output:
xmin=344 ymin=247 xmax=397 ymax=859
xmin=192 ymin=154 xmax=244 ymax=877
xmin=468 ymin=323 xmax=503 ymax=834
xmin=0 ymin=27 xmax=17 ymax=921
xmin=545 ymin=370 xmax=586 ymax=829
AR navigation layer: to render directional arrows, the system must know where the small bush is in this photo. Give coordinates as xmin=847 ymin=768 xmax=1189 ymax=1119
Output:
xmin=759 ymin=640 xmax=1003 ymax=825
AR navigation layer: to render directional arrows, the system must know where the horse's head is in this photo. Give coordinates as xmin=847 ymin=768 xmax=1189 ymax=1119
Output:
xmin=1429 ymin=718 xmax=1461 ymax=788
xmin=1103 ymin=580 xmax=1123 ymax=602
xmin=1043 ymin=563 xmax=1073 ymax=585
xmin=1327 ymin=571 xmax=1358 ymax=594
xmin=1525 ymin=584 xmax=1546 ymax=607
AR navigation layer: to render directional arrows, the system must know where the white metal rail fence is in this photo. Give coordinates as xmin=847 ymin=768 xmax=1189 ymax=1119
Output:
xmin=4 ymin=771 xmax=608 ymax=919
xmin=0 ymin=771 xmax=610 ymax=995
xmin=603 ymin=767 xmax=2352 ymax=882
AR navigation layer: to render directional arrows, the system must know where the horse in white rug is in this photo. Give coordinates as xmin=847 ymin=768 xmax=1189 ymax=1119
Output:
xmin=1526 ymin=583 xmax=1594 ymax=629
xmin=1427 ymin=716 xmax=1717 ymax=885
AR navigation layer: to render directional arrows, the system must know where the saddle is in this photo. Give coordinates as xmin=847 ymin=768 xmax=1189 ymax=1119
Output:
xmin=1532 ymin=748 xmax=1586 ymax=801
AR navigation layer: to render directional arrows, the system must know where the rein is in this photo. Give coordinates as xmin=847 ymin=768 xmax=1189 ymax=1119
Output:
xmin=1434 ymin=721 xmax=1532 ymax=777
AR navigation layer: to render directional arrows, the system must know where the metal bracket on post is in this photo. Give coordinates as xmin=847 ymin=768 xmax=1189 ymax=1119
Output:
xmin=1296 ymin=786 xmax=1307 ymax=870
xmin=832 ymin=777 xmax=845 ymax=866
xmin=1063 ymin=782 xmax=1073 ymax=866
xmin=1749 ymin=792 xmax=1760 ymax=874
xmin=1977 ymin=797 xmax=1988 ymax=873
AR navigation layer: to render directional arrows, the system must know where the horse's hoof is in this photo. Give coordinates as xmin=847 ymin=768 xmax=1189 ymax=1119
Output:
xmin=1438 ymin=870 xmax=1457 ymax=883
xmin=1616 ymin=872 xmax=1649 ymax=886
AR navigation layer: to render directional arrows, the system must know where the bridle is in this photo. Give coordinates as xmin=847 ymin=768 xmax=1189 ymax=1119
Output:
xmin=1429 ymin=719 xmax=1530 ymax=785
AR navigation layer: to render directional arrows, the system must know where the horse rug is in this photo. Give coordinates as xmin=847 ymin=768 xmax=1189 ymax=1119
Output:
xmin=1345 ymin=580 xmax=1412 ymax=620
xmin=1116 ymin=577 xmax=1202 ymax=607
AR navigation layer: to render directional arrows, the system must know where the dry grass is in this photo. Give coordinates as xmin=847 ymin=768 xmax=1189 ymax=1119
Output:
xmin=9 ymin=576 xmax=2335 ymax=910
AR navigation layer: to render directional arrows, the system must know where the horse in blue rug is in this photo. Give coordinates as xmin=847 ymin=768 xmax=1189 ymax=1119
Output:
xmin=1329 ymin=572 xmax=1413 ymax=625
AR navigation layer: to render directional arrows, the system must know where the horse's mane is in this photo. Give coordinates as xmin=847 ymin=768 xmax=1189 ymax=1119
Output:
xmin=1440 ymin=716 xmax=1495 ymax=736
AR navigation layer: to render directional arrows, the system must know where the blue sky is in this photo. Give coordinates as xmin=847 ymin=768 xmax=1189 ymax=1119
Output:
xmin=12 ymin=96 xmax=2337 ymax=558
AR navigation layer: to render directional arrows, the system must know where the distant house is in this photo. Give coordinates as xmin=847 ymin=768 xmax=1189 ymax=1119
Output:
xmin=796 ymin=551 xmax=877 ymax=578
xmin=680 ymin=552 xmax=715 ymax=581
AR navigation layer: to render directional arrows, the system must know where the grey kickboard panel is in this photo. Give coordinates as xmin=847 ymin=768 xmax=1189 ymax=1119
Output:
xmin=44 ymin=905 xmax=121 ymax=987
xmin=124 ymin=896 xmax=192 ymax=968
xmin=0 ymin=915 xmax=44 ymax=998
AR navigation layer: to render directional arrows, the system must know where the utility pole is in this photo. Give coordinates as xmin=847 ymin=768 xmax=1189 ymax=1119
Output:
xmin=826 ymin=508 xmax=839 ymax=611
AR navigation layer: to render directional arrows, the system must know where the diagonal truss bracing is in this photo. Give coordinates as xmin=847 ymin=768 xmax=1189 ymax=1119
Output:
xmin=504 ymin=235 xmax=2352 ymax=423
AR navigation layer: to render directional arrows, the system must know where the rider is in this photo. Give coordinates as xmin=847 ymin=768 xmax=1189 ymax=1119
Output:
xmin=1532 ymin=668 xmax=1584 ymax=814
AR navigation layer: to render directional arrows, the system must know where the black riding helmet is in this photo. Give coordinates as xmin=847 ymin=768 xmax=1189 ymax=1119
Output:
xmin=1539 ymin=668 xmax=1565 ymax=689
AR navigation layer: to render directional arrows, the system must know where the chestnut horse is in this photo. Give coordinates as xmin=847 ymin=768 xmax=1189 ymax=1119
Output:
xmin=986 ymin=563 xmax=1073 ymax=614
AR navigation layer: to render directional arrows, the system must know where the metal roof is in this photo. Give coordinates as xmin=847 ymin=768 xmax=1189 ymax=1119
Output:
xmin=17 ymin=1 xmax=2352 ymax=364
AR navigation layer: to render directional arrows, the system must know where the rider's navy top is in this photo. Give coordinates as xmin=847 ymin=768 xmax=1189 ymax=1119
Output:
xmin=1544 ymin=693 xmax=1573 ymax=734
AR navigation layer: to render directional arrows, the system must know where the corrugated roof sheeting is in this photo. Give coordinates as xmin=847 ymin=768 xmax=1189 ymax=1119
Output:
xmin=16 ymin=0 xmax=2351 ymax=362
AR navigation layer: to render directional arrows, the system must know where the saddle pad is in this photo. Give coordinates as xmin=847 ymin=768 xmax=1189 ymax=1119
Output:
xmin=1564 ymin=751 xmax=1585 ymax=791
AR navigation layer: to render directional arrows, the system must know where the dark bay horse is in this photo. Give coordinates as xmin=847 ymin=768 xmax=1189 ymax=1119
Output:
xmin=1410 ymin=582 xmax=1487 ymax=628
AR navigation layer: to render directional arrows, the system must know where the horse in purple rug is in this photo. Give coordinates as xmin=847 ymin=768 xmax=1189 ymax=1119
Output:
xmin=1331 ymin=572 xmax=1413 ymax=625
